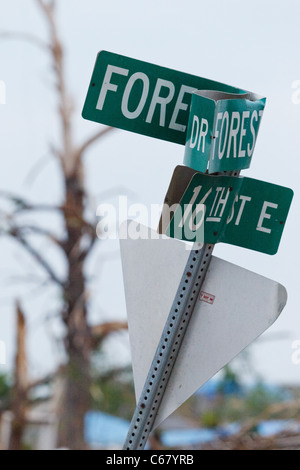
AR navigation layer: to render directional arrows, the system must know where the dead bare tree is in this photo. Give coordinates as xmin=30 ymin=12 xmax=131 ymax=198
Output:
xmin=0 ymin=0 xmax=127 ymax=449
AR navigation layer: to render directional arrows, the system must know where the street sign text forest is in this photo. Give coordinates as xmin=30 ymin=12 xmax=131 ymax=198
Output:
xmin=82 ymin=51 xmax=253 ymax=145
xmin=184 ymin=90 xmax=265 ymax=173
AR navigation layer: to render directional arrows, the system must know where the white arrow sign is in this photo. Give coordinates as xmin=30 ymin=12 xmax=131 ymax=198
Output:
xmin=120 ymin=221 xmax=287 ymax=429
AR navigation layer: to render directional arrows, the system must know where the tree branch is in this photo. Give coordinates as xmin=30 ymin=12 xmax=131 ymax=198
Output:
xmin=97 ymin=365 xmax=132 ymax=382
xmin=76 ymin=127 xmax=115 ymax=157
xmin=17 ymin=225 xmax=65 ymax=248
xmin=0 ymin=190 xmax=62 ymax=213
xmin=24 ymin=153 xmax=55 ymax=187
xmin=8 ymin=228 xmax=65 ymax=288
xmin=0 ymin=31 xmax=49 ymax=51
xmin=91 ymin=321 xmax=128 ymax=349
xmin=17 ymin=204 xmax=62 ymax=214
xmin=27 ymin=373 xmax=56 ymax=392
xmin=36 ymin=0 xmax=56 ymax=15
xmin=36 ymin=0 xmax=75 ymax=177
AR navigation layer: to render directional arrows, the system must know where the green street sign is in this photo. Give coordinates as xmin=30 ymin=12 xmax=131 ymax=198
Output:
xmin=82 ymin=51 xmax=256 ymax=145
xmin=184 ymin=90 xmax=266 ymax=173
xmin=165 ymin=171 xmax=293 ymax=255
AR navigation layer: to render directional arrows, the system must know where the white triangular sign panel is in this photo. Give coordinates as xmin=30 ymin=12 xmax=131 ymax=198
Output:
xmin=120 ymin=221 xmax=287 ymax=429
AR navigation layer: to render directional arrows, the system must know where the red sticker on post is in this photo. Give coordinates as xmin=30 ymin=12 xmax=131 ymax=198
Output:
xmin=199 ymin=291 xmax=215 ymax=305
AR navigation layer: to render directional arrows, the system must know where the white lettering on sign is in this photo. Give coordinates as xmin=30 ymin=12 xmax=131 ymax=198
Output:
xmin=196 ymin=109 xmax=265 ymax=160
xmin=248 ymin=111 xmax=258 ymax=156
xmin=248 ymin=110 xmax=264 ymax=157
xmin=256 ymin=201 xmax=278 ymax=234
xmin=214 ymin=187 xmax=230 ymax=218
xmin=96 ymin=65 xmax=196 ymax=132
xmin=179 ymin=186 xmax=212 ymax=228
xmin=207 ymin=187 xmax=230 ymax=222
xmin=238 ymin=111 xmax=250 ymax=158
xmin=190 ymin=115 xmax=199 ymax=148
xmin=178 ymin=183 xmax=281 ymax=238
xmin=226 ymin=194 xmax=252 ymax=226
xmin=226 ymin=195 xmax=238 ymax=225
xmin=235 ymin=195 xmax=252 ymax=225
xmin=189 ymin=203 xmax=205 ymax=232
xmin=179 ymin=185 xmax=233 ymax=229
xmin=96 ymin=65 xmax=129 ymax=110
xmin=179 ymin=186 xmax=201 ymax=228
xmin=227 ymin=111 xmax=240 ymax=159
xmin=169 ymin=85 xmax=197 ymax=132
xmin=198 ymin=119 xmax=209 ymax=151
xmin=218 ymin=111 xmax=229 ymax=159
xmin=207 ymin=187 xmax=223 ymax=221
xmin=146 ymin=79 xmax=175 ymax=126
xmin=189 ymin=115 xmax=209 ymax=152
xmin=214 ymin=112 xmax=223 ymax=157
xmin=122 ymin=72 xmax=150 ymax=119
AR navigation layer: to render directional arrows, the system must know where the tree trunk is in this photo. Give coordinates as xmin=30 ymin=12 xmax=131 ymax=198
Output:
xmin=9 ymin=306 xmax=27 ymax=450
xmin=57 ymin=173 xmax=91 ymax=450
xmin=59 ymin=332 xmax=90 ymax=450
xmin=8 ymin=411 xmax=25 ymax=451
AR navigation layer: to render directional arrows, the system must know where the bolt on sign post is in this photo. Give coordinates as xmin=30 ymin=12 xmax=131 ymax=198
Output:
xmin=82 ymin=52 xmax=293 ymax=450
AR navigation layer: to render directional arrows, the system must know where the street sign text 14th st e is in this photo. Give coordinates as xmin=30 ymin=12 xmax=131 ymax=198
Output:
xmin=165 ymin=171 xmax=293 ymax=255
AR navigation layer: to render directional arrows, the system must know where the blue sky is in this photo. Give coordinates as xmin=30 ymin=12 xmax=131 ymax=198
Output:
xmin=0 ymin=0 xmax=300 ymax=385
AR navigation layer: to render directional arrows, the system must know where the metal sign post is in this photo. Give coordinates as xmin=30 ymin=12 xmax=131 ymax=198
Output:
xmin=123 ymin=241 xmax=213 ymax=450
xmin=123 ymin=171 xmax=239 ymax=450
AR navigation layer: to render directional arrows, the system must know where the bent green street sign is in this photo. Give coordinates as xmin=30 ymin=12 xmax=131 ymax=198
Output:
xmin=165 ymin=171 xmax=293 ymax=255
xmin=184 ymin=90 xmax=266 ymax=173
xmin=82 ymin=51 xmax=261 ymax=145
